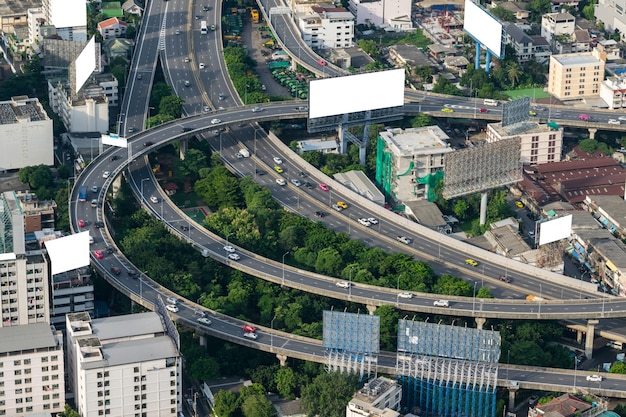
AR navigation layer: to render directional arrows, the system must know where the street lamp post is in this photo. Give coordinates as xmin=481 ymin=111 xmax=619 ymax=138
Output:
xmin=146 ymin=106 xmax=155 ymax=129
xmin=349 ymin=265 xmax=354 ymax=299
xmin=140 ymin=178 xmax=150 ymax=203
xmin=473 ymin=282 xmax=478 ymax=313
xmin=67 ymin=177 xmax=75 ymax=205
xmin=271 ymin=314 xmax=277 ymax=351
xmin=226 ymin=232 xmax=234 ymax=248
xmin=282 ymin=251 xmax=290 ymax=286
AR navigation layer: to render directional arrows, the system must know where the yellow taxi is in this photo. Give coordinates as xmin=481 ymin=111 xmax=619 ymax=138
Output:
xmin=337 ymin=201 xmax=348 ymax=209
xmin=465 ymin=259 xmax=478 ymax=267
xmin=274 ymin=166 xmax=283 ymax=173
xmin=515 ymin=201 xmax=524 ymax=209
xmin=441 ymin=108 xmax=454 ymax=113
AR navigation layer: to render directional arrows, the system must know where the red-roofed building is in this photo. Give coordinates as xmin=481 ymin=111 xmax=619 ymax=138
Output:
xmin=97 ymin=17 xmax=128 ymax=40
xmin=528 ymin=394 xmax=592 ymax=417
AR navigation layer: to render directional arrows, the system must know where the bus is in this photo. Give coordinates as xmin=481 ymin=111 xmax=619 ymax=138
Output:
xmin=78 ymin=186 xmax=88 ymax=202
xmin=200 ymin=21 xmax=207 ymax=34
xmin=483 ymin=98 xmax=499 ymax=107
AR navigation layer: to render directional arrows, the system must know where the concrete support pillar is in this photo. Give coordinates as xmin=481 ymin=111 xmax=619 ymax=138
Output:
xmin=366 ymin=305 xmax=377 ymax=315
xmin=479 ymin=192 xmax=488 ymax=225
xmin=588 ymin=128 xmax=597 ymax=139
xmin=111 ymin=174 xmax=123 ymax=199
xmin=585 ymin=319 xmax=599 ymax=359
xmin=339 ymin=125 xmax=348 ymax=154
xmin=276 ymin=354 xmax=288 ymax=367
xmin=475 ymin=317 xmax=486 ymax=330
xmin=576 ymin=329 xmax=583 ymax=344
xmin=199 ymin=335 xmax=207 ymax=347
xmin=179 ymin=138 xmax=188 ymax=160
xmin=359 ymin=145 xmax=367 ymax=167
xmin=508 ymin=385 xmax=519 ymax=411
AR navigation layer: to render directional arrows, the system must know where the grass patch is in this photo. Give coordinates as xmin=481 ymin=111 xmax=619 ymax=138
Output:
xmin=504 ymin=88 xmax=550 ymax=100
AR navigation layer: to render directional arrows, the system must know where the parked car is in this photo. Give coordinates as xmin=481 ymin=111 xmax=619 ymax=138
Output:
xmin=515 ymin=201 xmax=524 ymax=208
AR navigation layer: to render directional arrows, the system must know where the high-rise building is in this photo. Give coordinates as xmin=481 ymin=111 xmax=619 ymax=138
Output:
xmin=547 ymin=49 xmax=606 ymax=101
xmin=41 ymin=0 xmax=87 ymax=42
xmin=346 ymin=377 xmax=402 ymax=417
xmin=0 ymin=323 xmax=65 ymax=417
xmin=66 ymin=311 xmax=182 ymax=417
xmin=595 ymin=0 xmax=626 ymax=42
xmin=486 ymin=121 xmax=563 ymax=165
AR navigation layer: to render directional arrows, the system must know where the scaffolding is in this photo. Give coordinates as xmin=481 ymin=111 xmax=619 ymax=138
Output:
xmin=375 ymin=137 xmax=395 ymax=202
xmin=396 ymin=320 xmax=500 ymax=417
xmin=323 ymin=310 xmax=380 ymax=378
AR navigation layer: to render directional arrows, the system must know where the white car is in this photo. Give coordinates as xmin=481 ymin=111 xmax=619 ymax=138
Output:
xmin=398 ymin=292 xmax=413 ymax=299
xmin=166 ymin=297 xmax=178 ymax=305
xmin=367 ymin=217 xmax=378 ymax=225
xmin=150 ymin=196 xmax=159 ymax=204
xmin=199 ymin=62 xmax=205 ymax=69
xmin=276 ymin=178 xmax=287 ymax=186
xmin=203 ymin=106 xmax=210 ymax=112
xmin=608 ymin=119 xmax=621 ymax=125
xmin=165 ymin=304 xmax=179 ymax=313
xmin=433 ymin=300 xmax=450 ymax=307
xmin=619 ymin=116 xmax=626 ymax=121
xmin=228 ymin=253 xmax=241 ymax=261
xmin=332 ymin=204 xmax=343 ymax=211
xmin=273 ymin=157 xmax=283 ymax=165
xmin=197 ymin=317 xmax=212 ymax=325
xmin=252 ymin=107 xmax=263 ymax=113
xmin=397 ymin=236 xmax=412 ymax=245
xmin=175 ymin=29 xmax=180 ymax=35
xmin=210 ymin=118 xmax=221 ymax=124
xmin=290 ymin=179 xmax=302 ymax=187
xmin=102 ymin=171 xmax=110 ymax=179
xmin=336 ymin=281 xmax=351 ymax=288
xmin=223 ymin=245 xmax=235 ymax=253
xmin=243 ymin=332 xmax=258 ymax=340
xmin=586 ymin=375 xmax=602 ymax=382
xmin=358 ymin=218 xmax=371 ymax=227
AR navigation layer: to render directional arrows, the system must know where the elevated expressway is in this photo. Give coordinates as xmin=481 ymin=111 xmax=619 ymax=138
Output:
xmin=77 ymin=0 xmax=626 ymax=399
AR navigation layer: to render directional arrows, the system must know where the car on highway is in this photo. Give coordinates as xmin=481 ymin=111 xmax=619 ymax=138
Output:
xmin=252 ymin=107 xmax=264 ymax=113
xmin=210 ymin=24 xmax=216 ymax=31
xmin=203 ymin=106 xmax=210 ymax=112
xmin=128 ymin=127 xmax=135 ymax=133
xmin=166 ymin=297 xmax=178 ymax=305
xmin=94 ymin=221 xmax=104 ymax=229
xmin=398 ymin=292 xmax=413 ymax=299
xmin=202 ymin=5 xmax=211 ymax=10
xmin=93 ymin=250 xmax=104 ymax=259
xmin=110 ymin=155 xmax=119 ymax=161
xmin=211 ymin=118 xmax=221 ymax=124
xmin=358 ymin=218 xmax=371 ymax=226
xmin=228 ymin=253 xmax=241 ymax=261
xmin=433 ymin=300 xmax=450 ymax=307
xmin=299 ymin=171 xmax=307 ymax=178
xmin=336 ymin=281 xmax=351 ymax=288
xmin=532 ymin=106 xmax=546 ymax=111
xmin=528 ymin=231 xmax=536 ymax=239
xmin=367 ymin=217 xmax=378 ymax=224
xmin=317 ymin=59 xmax=326 ymax=66
xmin=243 ymin=332 xmax=258 ymax=340
xmin=127 ymin=269 xmax=139 ymax=279
xmin=478 ymin=108 xmax=488 ymax=113
xmin=465 ymin=259 xmax=478 ymax=267
xmin=150 ymin=196 xmax=159 ymax=204
xmin=305 ymin=182 xmax=313 ymax=189
xmin=137 ymin=73 xmax=143 ymax=80
xmin=319 ymin=183 xmax=330 ymax=191
xmin=199 ymin=63 xmax=205 ymax=69
xmin=242 ymin=324 xmax=257 ymax=333
xmin=515 ymin=201 xmax=524 ymax=208
xmin=586 ymin=375 xmax=602 ymax=382
xmin=397 ymin=236 xmax=412 ymax=244
xmin=143 ymin=141 xmax=153 ymax=147
xmin=91 ymin=185 xmax=98 ymax=193
xmin=78 ymin=219 xmax=86 ymax=227
xmin=195 ymin=14 xmax=202 ymax=19
xmin=175 ymin=29 xmax=180 ymax=35
xmin=337 ymin=201 xmax=348 ymax=209
xmin=441 ymin=108 xmax=454 ymax=113
xmin=315 ymin=211 xmax=325 ymax=218
xmin=528 ymin=111 xmax=537 ymax=116
xmin=332 ymin=204 xmax=343 ymax=211
xmin=165 ymin=304 xmax=179 ymax=313
xmin=274 ymin=166 xmax=283 ymax=173
xmin=218 ymin=94 xmax=225 ymax=101
xmin=579 ymin=114 xmax=591 ymax=121
xmin=608 ymin=119 xmax=621 ymax=125
xmin=197 ymin=317 xmax=212 ymax=325
xmin=295 ymin=106 xmax=308 ymax=112
xmin=102 ymin=171 xmax=110 ymax=179
xmin=223 ymin=245 xmax=235 ymax=253
xmin=619 ymin=116 xmax=626 ymax=121
xmin=499 ymin=276 xmax=511 ymax=283
xmin=276 ymin=178 xmax=287 ymax=186
xmin=273 ymin=156 xmax=283 ymax=164
xmin=290 ymin=179 xmax=302 ymax=187
xmin=110 ymin=266 xmax=121 ymax=276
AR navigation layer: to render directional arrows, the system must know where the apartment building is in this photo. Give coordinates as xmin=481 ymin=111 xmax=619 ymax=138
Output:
xmin=298 ymin=6 xmax=354 ymax=50
xmin=486 ymin=121 xmax=563 ymax=165
xmin=347 ymin=0 xmax=411 ymax=28
xmin=0 ymin=323 xmax=65 ymax=417
xmin=505 ymin=23 xmax=536 ymax=64
xmin=97 ymin=17 xmax=128 ymax=40
xmin=41 ymin=0 xmax=87 ymax=41
xmin=66 ymin=311 xmax=182 ymax=417
xmin=541 ymin=12 xmax=575 ymax=46
xmin=595 ymin=0 xmax=626 ymax=42
xmin=346 ymin=377 xmax=401 ymax=417
xmin=375 ymin=126 xmax=452 ymax=202
xmin=48 ymin=80 xmax=109 ymax=134
xmin=0 ymin=96 xmax=54 ymax=171
xmin=600 ymin=76 xmax=626 ymax=109
xmin=14 ymin=191 xmax=57 ymax=234
xmin=27 ymin=7 xmax=45 ymax=49
xmin=547 ymin=48 xmax=606 ymax=101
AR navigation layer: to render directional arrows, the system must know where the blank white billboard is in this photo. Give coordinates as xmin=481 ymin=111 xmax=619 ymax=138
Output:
xmin=309 ymin=69 xmax=405 ymax=119
xmin=102 ymin=133 xmax=128 ymax=148
xmin=75 ymin=37 xmax=96 ymax=93
xmin=49 ymin=0 xmax=87 ymax=29
xmin=538 ymin=215 xmax=572 ymax=246
xmin=44 ymin=231 xmax=90 ymax=275
xmin=463 ymin=0 xmax=505 ymax=59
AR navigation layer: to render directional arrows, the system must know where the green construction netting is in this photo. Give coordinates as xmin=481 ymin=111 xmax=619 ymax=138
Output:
xmin=396 ymin=161 xmax=414 ymax=177
xmin=416 ymin=171 xmax=444 ymax=202
xmin=375 ymin=137 xmax=394 ymax=201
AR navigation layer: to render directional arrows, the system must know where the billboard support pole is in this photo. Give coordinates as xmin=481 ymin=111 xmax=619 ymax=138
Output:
xmin=475 ymin=43 xmax=481 ymax=70
xmin=485 ymin=50 xmax=492 ymax=74
xmin=480 ymin=191 xmax=488 ymax=225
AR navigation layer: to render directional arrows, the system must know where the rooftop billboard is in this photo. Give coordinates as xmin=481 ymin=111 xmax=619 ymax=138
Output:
xmin=463 ymin=0 xmax=505 ymax=59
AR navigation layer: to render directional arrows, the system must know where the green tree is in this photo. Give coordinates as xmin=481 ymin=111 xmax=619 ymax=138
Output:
xmin=275 ymin=367 xmax=299 ymax=399
xmin=582 ymin=0 xmax=597 ymax=20
xmin=453 ymin=200 xmax=471 ymax=220
xmin=433 ymin=274 xmax=473 ymax=296
xmin=610 ymin=361 xmax=626 ymax=374
xmin=214 ymin=390 xmax=239 ymax=417
xmin=159 ymin=95 xmax=185 ymax=118
xmin=315 ymin=248 xmax=343 ymax=276
xmin=18 ymin=165 xmax=55 ymax=199
xmin=58 ymin=405 xmax=81 ymax=417
xmin=357 ymin=39 xmax=380 ymax=58
xmin=150 ymin=83 xmax=173 ymax=109
xmin=578 ymin=138 xmax=598 ymax=153
xmin=432 ymin=77 xmax=463 ymax=96
xmin=614 ymin=404 xmax=626 ymax=417
xmin=476 ymin=286 xmax=493 ymax=298
xmin=507 ymin=63 xmax=523 ymax=88
xmin=490 ymin=6 xmax=516 ymax=21
xmin=528 ymin=0 xmax=551 ymax=22
xmin=411 ymin=113 xmax=434 ymax=128
xmin=375 ymin=304 xmax=401 ymax=350
xmin=302 ymin=372 xmax=360 ymax=417
xmin=241 ymin=394 xmax=275 ymax=417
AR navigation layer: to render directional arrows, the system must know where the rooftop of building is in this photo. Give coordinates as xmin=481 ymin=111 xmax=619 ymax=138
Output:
xmin=536 ymin=393 xmax=592 ymax=417
xmin=0 ymin=0 xmax=41 ymax=17
xmin=545 ymin=12 xmax=576 ymax=21
xmin=551 ymin=52 xmax=602 ymax=66
xmin=390 ymin=44 xmax=432 ymax=66
xmin=83 ymin=335 xmax=178 ymax=369
xmin=506 ymin=23 xmax=534 ymax=44
xmin=0 ymin=96 xmax=46 ymax=124
xmin=353 ymin=377 xmax=398 ymax=403
xmin=484 ymin=223 xmax=532 ymax=257
xmin=404 ymin=200 xmax=447 ymax=228
xmin=575 ymin=227 xmax=615 ymax=242
xmin=552 ymin=209 xmax=601 ymax=230
xmin=333 ymin=170 xmax=385 ymax=203
xmin=91 ymin=311 xmax=165 ymax=340
xmin=489 ymin=120 xmax=550 ymax=136
xmin=531 ymin=35 xmax=550 ymax=46
xmin=573 ymin=29 xmax=590 ymax=42
xmin=379 ymin=126 xmax=451 ymax=156
xmin=0 ymin=323 xmax=59 ymax=355
xmin=97 ymin=17 xmax=127 ymax=28
xmin=592 ymin=238 xmax=626 ymax=270
xmin=585 ymin=195 xmax=626 ymax=222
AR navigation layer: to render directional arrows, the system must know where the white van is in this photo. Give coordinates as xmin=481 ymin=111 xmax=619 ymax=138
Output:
xmin=483 ymin=99 xmax=499 ymax=106
xmin=607 ymin=340 xmax=623 ymax=350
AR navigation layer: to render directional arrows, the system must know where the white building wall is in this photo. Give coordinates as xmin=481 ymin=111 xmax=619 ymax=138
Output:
xmin=27 ymin=8 xmax=45 ymax=47
xmin=600 ymin=78 xmax=626 ymax=109
xmin=383 ymin=0 xmax=411 ymax=25
xmin=43 ymin=0 xmax=87 ymax=41
xmin=541 ymin=13 xmax=575 ymax=44
xmin=486 ymin=124 xmax=563 ymax=165
xmin=350 ymin=0 xmax=384 ymax=26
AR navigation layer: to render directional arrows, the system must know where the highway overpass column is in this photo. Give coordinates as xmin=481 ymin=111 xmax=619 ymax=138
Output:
xmin=199 ymin=335 xmax=207 ymax=347
xmin=479 ymin=192 xmax=488 ymax=225
xmin=508 ymin=384 xmax=519 ymax=411
xmin=588 ymin=128 xmax=597 ymax=139
xmin=577 ymin=329 xmax=583 ymax=344
xmin=179 ymin=138 xmax=188 ymax=160
xmin=475 ymin=317 xmax=486 ymax=330
xmin=339 ymin=124 xmax=348 ymax=154
xmin=585 ymin=319 xmax=599 ymax=359
xmin=366 ymin=305 xmax=377 ymax=315
xmin=276 ymin=354 xmax=288 ymax=366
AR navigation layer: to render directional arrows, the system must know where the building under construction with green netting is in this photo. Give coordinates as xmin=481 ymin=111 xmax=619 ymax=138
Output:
xmin=375 ymin=127 xmax=452 ymax=203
